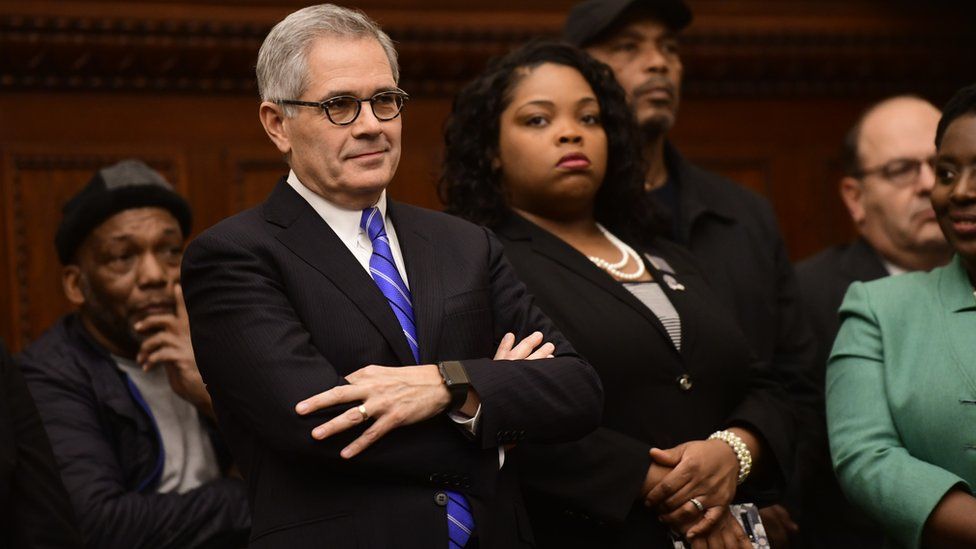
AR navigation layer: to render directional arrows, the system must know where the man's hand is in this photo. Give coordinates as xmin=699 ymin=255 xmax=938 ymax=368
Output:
xmin=135 ymin=284 xmax=214 ymax=418
xmin=687 ymin=506 xmax=752 ymax=549
xmin=643 ymin=440 xmax=739 ymax=533
xmin=493 ymin=331 xmax=554 ymax=360
xmin=759 ymin=504 xmax=798 ymax=548
xmin=295 ymin=364 xmax=451 ymax=459
xmin=294 ymin=331 xmax=558 ymax=459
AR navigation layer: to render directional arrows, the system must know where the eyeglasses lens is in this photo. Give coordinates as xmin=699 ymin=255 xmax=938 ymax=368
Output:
xmin=371 ymin=93 xmax=403 ymax=120
xmin=882 ymin=160 xmax=919 ymax=186
xmin=326 ymin=98 xmax=360 ymax=125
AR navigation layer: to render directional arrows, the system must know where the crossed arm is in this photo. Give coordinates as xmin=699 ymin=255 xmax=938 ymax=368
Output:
xmin=294 ymin=331 xmax=556 ymax=459
xmin=181 ymin=227 xmax=601 ymax=482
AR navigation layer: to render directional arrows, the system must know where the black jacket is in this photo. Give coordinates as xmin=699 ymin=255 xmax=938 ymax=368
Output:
xmin=793 ymin=239 xmax=887 ymax=548
xmin=17 ymin=315 xmax=250 ymax=549
xmin=796 ymin=238 xmax=889 ymax=374
xmin=495 ymin=213 xmax=794 ymax=549
xmin=662 ymin=143 xmax=818 ymax=424
xmin=0 ymin=339 xmax=82 ymax=549
xmin=180 ymin=180 xmax=603 ymax=549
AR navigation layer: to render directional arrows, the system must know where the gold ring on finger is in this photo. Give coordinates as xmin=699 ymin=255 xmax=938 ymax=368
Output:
xmin=689 ymin=497 xmax=705 ymax=513
xmin=357 ymin=404 xmax=369 ymax=421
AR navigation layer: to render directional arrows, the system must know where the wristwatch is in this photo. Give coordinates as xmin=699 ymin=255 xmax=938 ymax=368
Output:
xmin=437 ymin=360 xmax=471 ymax=412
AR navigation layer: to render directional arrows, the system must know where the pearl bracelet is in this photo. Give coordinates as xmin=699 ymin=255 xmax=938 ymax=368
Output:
xmin=708 ymin=430 xmax=752 ymax=485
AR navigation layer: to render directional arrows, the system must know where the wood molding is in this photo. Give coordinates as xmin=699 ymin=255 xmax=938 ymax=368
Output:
xmin=2 ymin=4 xmax=973 ymax=99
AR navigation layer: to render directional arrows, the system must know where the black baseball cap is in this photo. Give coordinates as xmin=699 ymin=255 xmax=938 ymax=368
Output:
xmin=55 ymin=159 xmax=192 ymax=264
xmin=563 ymin=0 xmax=693 ymax=47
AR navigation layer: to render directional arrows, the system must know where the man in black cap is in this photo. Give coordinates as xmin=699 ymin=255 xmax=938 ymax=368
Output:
xmin=565 ymin=1 xmax=816 ymax=545
xmin=18 ymin=159 xmax=250 ymax=548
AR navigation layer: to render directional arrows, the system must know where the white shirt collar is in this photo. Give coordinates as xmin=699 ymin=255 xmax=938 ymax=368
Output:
xmin=881 ymin=258 xmax=908 ymax=276
xmin=285 ymin=170 xmax=388 ymax=244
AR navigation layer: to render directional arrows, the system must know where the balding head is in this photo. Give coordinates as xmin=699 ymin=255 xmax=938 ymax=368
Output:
xmin=839 ymin=95 xmax=951 ymax=271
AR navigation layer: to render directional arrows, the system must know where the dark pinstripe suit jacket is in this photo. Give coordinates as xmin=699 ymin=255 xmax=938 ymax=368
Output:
xmin=181 ymin=179 xmax=603 ymax=549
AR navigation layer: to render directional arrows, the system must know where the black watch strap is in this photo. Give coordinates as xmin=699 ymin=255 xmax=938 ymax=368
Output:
xmin=438 ymin=360 xmax=471 ymax=412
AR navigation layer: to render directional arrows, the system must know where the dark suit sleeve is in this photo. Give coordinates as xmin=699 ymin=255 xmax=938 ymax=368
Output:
xmin=461 ymin=228 xmax=605 ymax=449
xmin=18 ymin=354 xmax=250 ymax=549
xmin=1 ymin=343 xmax=84 ymax=548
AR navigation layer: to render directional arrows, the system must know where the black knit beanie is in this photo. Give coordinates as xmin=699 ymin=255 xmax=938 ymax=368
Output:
xmin=54 ymin=159 xmax=192 ymax=264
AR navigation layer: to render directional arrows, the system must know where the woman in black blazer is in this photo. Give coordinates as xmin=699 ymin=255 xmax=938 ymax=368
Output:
xmin=440 ymin=42 xmax=793 ymax=549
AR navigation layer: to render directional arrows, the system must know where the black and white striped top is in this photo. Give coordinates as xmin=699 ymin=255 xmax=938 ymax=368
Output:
xmin=623 ymin=281 xmax=682 ymax=350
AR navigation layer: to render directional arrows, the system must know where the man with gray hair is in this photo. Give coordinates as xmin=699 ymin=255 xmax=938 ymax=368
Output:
xmin=181 ymin=4 xmax=603 ymax=548
xmin=18 ymin=159 xmax=250 ymax=548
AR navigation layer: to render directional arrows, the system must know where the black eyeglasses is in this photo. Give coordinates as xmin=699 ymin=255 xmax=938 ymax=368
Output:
xmin=277 ymin=90 xmax=409 ymax=126
xmin=854 ymin=156 xmax=937 ymax=188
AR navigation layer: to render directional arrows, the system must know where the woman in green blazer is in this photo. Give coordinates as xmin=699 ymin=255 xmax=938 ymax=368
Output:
xmin=827 ymin=83 xmax=976 ymax=549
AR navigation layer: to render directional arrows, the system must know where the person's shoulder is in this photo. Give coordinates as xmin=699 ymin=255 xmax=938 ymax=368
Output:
xmin=677 ymin=155 xmax=782 ymax=241
xmin=685 ymin=160 xmax=773 ymax=212
xmin=796 ymin=244 xmax=850 ymax=280
xmin=843 ymin=268 xmax=936 ymax=316
xmin=392 ymin=202 xmax=489 ymax=241
xmin=197 ymin=205 xmax=265 ymax=242
xmin=17 ymin=316 xmax=88 ymax=379
xmin=185 ymin=205 xmax=269 ymax=262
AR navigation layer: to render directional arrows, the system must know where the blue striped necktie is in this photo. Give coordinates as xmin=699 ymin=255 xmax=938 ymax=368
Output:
xmin=360 ymin=207 xmax=475 ymax=548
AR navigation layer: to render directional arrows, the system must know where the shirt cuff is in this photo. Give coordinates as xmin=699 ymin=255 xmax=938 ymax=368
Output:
xmin=447 ymin=405 xmax=505 ymax=469
xmin=448 ymin=403 xmax=481 ymax=435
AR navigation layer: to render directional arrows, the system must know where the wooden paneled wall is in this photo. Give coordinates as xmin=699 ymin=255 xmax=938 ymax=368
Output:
xmin=1 ymin=0 xmax=974 ymax=350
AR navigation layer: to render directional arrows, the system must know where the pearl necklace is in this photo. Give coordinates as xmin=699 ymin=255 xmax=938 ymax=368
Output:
xmin=588 ymin=224 xmax=646 ymax=281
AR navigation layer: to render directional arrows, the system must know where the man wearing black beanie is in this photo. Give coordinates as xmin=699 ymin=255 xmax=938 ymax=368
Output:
xmin=17 ymin=159 xmax=250 ymax=548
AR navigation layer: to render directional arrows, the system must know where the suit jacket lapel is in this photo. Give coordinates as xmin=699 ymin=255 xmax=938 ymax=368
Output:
xmin=388 ymin=201 xmax=444 ymax=364
xmin=642 ymin=255 xmax=698 ymax=360
xmin=264 ymin=181 xmax=416 ymax=365
xmin=496 ymin=214 xmax=674 ymax=346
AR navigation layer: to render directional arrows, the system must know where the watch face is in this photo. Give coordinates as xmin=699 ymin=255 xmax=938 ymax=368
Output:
xmin=441 ymin=360 xmax=469 ymax=385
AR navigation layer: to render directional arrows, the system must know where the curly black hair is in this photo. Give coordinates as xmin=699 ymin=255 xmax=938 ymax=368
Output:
xmin=439 ymin=40 xmax=659 ymax=242
xmin=936 ymin=83 xmax=976 ymax=149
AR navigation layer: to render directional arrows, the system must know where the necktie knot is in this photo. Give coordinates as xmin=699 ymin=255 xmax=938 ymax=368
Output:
xmin=360 ymin=207 xmax=386 ymax=242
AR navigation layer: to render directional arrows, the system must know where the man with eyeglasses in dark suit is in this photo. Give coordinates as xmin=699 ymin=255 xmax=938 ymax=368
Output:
xmin=794 ymin=94 xmax=952 ymax=548
xmin=179 ymin=4 xmax=603 ymax=548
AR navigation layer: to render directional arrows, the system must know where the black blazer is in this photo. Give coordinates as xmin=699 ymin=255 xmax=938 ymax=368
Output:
xmin=181 ymin=180 xmax=604 ymax=549
xmin=493 ymin=214 xmax=794 ymax=549
xmin=0 ymin=341 xmax=82 ymax=549
xmin=792 ymin=239 xmax=887 ymax=549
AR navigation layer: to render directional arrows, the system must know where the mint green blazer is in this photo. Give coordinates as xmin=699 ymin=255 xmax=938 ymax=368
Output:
xmin=826 ymin=255 xmax=976 ymax=548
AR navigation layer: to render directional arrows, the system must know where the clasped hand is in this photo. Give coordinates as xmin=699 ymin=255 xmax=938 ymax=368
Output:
xmin=294 ymin=331 xmax=554 ymax=459
xmin=643 ymin=439 xmax=740 ymax=539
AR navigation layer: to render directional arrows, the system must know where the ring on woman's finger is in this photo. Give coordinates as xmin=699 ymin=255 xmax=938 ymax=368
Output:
xmin=357 ymin=404 xmax=369 ymax=421
xmin=689 ymin=497 xmax=705 ymax=513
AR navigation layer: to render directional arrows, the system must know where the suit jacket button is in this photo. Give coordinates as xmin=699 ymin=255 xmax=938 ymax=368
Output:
xmin=434 ymin=491 xmax=448 ymax=506
xmin=677 ymin=375 xmax=693 ymax=391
